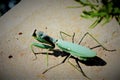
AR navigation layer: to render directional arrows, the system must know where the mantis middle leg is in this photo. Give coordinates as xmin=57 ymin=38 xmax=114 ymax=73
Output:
xmin=60 ymin=31 xmax=76 ymax=43
xmin=78 ymin=32 xmax=116 ymax=51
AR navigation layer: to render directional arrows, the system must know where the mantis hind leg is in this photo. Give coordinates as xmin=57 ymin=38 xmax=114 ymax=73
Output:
xmin=75 ymin=58 xmax=91 ymax=80
xmin=68 ymin=56 xmax=91 ymax=80
xmin=42 ymin=54 xmax=87 ymax=78
xmin=78 ymin=32 xmax=116 ymax=51
xmin=42 ymin=53 xmax=90 ymax=79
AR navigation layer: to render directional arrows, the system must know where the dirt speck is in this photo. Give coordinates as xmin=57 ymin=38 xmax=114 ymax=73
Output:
xmin=8 ymin=40 xmax=10 ymax=42
xmin=8 ymin=55 xmax=13 ymax=59
xmin=45 ymin=27 xmax=47 ymax=29
xmin=18 ymin=32 xmax=23 ymax=35
xmin=20 ymin=53 xmax=25 ymax=57
xmin=0 ymin=51 xmax=4 ymax=56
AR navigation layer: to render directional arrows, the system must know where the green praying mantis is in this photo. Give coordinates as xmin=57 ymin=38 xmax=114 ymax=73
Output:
xmin=31 ymin=29 xmax=116 ymax=79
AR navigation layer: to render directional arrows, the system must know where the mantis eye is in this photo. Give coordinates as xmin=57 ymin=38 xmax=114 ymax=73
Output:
xmin=37 ymin=31 xmax=44 ymax=37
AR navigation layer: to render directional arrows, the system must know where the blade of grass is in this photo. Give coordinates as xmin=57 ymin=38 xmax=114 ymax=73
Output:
xmin=89 ymin=17 xmax=103 ymax=28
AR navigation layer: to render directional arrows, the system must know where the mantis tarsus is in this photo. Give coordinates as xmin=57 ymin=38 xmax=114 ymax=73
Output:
xmin=31 ymin=29 xmax=116 ymax=80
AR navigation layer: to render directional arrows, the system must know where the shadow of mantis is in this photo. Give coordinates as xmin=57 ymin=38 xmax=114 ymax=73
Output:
xmin=36 ymin=49 xmax=106 ymax=66
xmin=34 ymin=48 xmax=107 ymax=80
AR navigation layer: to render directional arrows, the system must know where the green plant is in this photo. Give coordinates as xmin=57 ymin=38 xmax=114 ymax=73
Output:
xmin=71 ymin=0 xmax=120 ymax=28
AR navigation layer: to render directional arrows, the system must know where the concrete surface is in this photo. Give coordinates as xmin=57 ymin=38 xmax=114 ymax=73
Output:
xmin=0 ymin=0 xmax=120 ymax=80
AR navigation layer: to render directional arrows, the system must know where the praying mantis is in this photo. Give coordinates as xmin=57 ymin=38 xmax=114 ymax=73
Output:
xmin=31 ymin=29 xmax=116 ymax=79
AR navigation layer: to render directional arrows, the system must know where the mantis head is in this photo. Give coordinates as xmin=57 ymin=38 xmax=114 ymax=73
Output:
xmin=32 ymin=29 xmax=56 ymax=48
xmin=32 ymin=29 xmax=44 ymax=39
xmin=32 ymin=29 xmax=47 ymax=43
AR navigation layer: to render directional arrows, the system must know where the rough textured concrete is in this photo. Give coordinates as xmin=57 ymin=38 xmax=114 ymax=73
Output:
xmin=0 ymin=0 xmax=120 ymax=80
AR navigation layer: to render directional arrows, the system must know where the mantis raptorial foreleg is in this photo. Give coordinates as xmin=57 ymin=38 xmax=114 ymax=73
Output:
xmin=31 ymin=42 xmax=53 ymax=60
xmin=31 ymin=43 xmax=38 ymax=60
xmin=78 ymin=32 xmax=116 ymax=51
